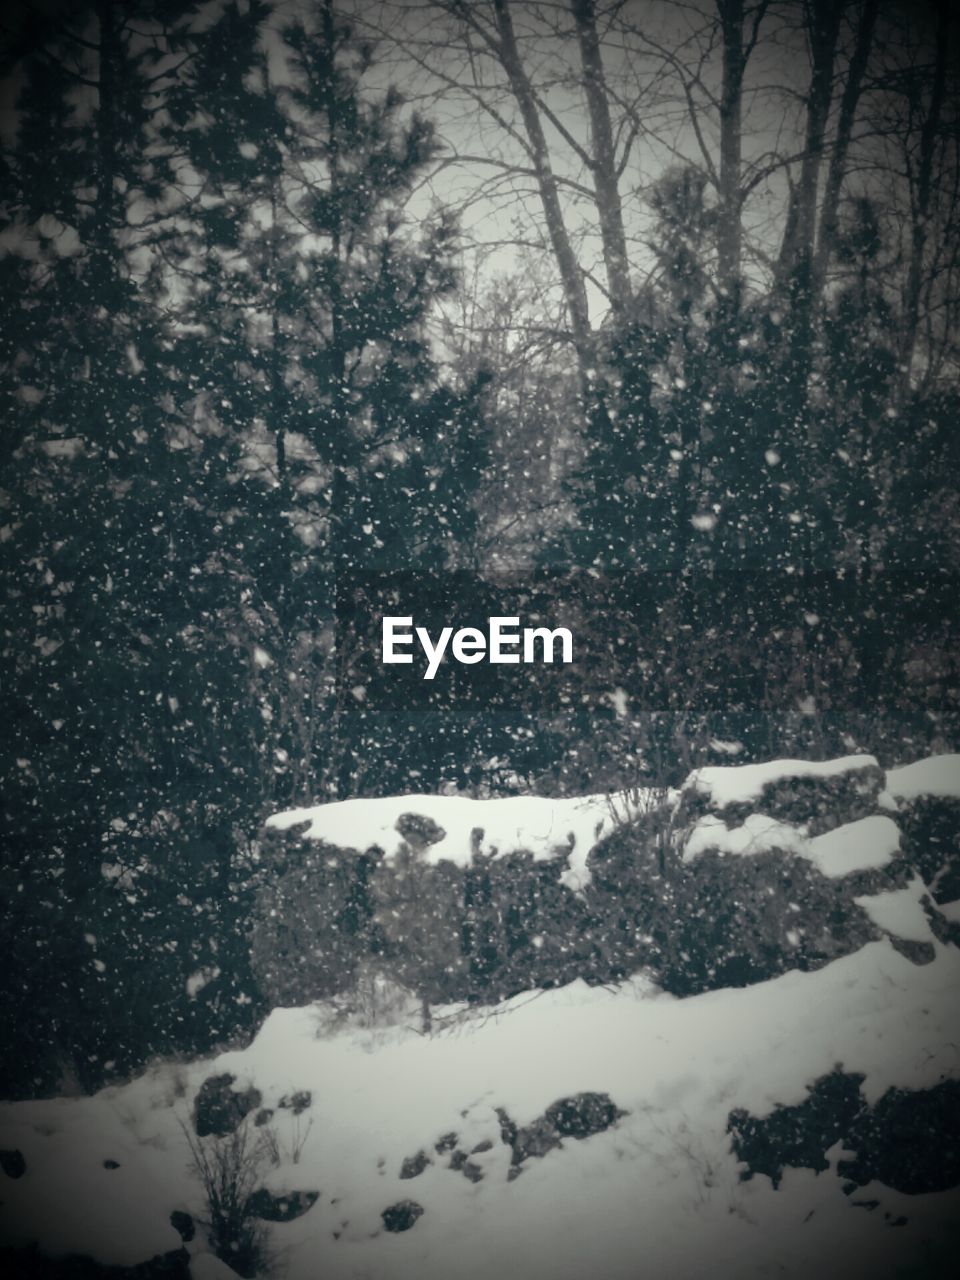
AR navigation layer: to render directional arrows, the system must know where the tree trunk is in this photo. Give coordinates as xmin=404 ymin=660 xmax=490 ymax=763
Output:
xmin=268 ymin=180 xmax=296 ymax=637
xmin=812 ymin=0 xmax=880 ymax=300
xmin=90 ymin=0 xmax=122 ymax=454
xmin=491 ymin=0 xmax=593 ymax=373
xmin=774 ymin=0 xmax=842 ymax=447
xmin=899 ymin=0 xmax=950 ymax=398
xmin=776 ymin=0 xmax=842 ymax=288
xmin=716 ymin=0 xmax=745 ymax=301
xmin=93 ymin=0 xmax=120 ymax=274
xmin=571 ymin=0 xmax=632 ymax=322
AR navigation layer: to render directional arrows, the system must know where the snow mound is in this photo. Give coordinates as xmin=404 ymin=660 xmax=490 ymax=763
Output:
xmin=807 ymin=815 xmax=901 ymax=879
xmin=887 ymin=754 xmax=960 ymax=802
xmin=686 ymin=754 xmax=879 ymax=808
xmin=0 ymin=1094 xmax=183 ymax=1266
xmin=192 ymin=1254 xmax=243 ymax=1280
xmin=267 ymin=790 xmax=655 ymax=890
xmin=855 ymin=876 xmax=936 ymax=944
xmin=680 ymin=813 xmax=900 ymax=883
xmin=681 ymin=813 xmax=807 ymax=862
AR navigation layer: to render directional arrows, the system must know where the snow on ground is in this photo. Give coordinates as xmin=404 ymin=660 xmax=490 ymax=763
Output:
xmin=855 ymin=876 xmax=937 ymax=943
xmin=680 ymin=812 xmax=900 ymax=881
xmin=685 ymin=754 xmax=878 ymax=807
xmin=681 ymin=813 xmax=808 ymax=861
xmin=267 ymin=790 xmax=653 ymax=890
xmin=807 ymin=815 xmax=901 ymax=878
xmin=0 ymin=1093 xmax=185 ymax=1266
xmin=887 ymin=754 xmax=960 ymax=802
xmin=2 ymin=941 xmax=959 ymax=1280
xmin=4 ymin=758 xmax=958 ymax=1277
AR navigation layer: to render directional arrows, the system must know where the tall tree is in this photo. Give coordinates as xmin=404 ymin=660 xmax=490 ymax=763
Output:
xmin=897 ymin=0 xmax=950 ymax=397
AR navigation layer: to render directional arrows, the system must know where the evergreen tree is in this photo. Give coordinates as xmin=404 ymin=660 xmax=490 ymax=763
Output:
xmin=167 ymin=0 xmax=494 ymax=799
xmin=0 ymin=0 xmax=248 ymax=1092
xmin=0 ymin=0 xmax=497 ymax=1092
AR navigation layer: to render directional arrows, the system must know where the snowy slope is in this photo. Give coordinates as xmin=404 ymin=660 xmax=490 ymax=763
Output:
xmin=3 ymin=756 xmax=959 ymax=1279
xmin=2 ymin=939 xmax=959 ymax=1280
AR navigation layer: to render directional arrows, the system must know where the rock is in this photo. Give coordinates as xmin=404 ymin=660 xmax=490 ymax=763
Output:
xmin=494 ymin=1109 xmax=516 ymax=1149
xmin=470 ymin=1139 xmax=493 ymax=1154
xmin=445 ymin=1149 xmax=484 ymax=1181
xmin=888 ymin=936 xmax=937 ymax=965
xmin=545 ymin=1092 xmax=626 ymax=1139
xmin=399 ymin=1150 xmax=431 ymax=1180
xmin=728 ymin=1069 xmax=866 ymax=1189
xmin=169 ymin=1211 xmax=194 ymax=1243
xmin=0 ymin=1244 xmax=191 ymax=1278
xmin=103 ymin=1159 xmax=120 ymax=1170
xmin=394 ymin=812 xmax=445 ymax=850
xmin=245 ymin=1188 xmax=319 ymax=1222
xmin=193 ymin=1074 xmax=262 ymax=1138
xmin=498 ymin=1093 xmax=626 ymax=1171
xmin=511 ymin=1116 xmax=562 ymax=1165
xmin=278 ymin=1090 xmax=311 ymax=1115
xmin=381 ymin=1200 xmax=424 ymax=1233
xmin=434 ymin=1131 xmax=458 ymax=1154
xmin=838 ymin=1079 xmax=960 ymax=1194
xmin=1 ymin=1148 xmax=26 ymax=1178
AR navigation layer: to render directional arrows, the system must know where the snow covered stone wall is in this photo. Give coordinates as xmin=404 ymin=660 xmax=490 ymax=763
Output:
xmin=263 ymin=788 xmax=651 ymax=891
xmin=676 ymin=753 xmax=886 ymax=834
xmin=887 ymin=754 xmax=960 ymax=912
xmin=253 ymin=754 xmax=960 ymax=1011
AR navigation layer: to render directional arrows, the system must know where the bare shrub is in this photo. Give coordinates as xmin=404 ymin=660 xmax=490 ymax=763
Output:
xmin=606 ymin=784 xmax=682 ymax=875
xmin=181 ymin=1117 xmax=271 ymax=1277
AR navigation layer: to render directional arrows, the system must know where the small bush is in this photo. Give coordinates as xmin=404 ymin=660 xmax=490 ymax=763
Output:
xmin=582 ymin=819 xmax=883 ymax=994
xmin=250 ymin=840 xmax=377 ymax=1007
xmin=182 ymin=1118 xmax=271 ymax=1277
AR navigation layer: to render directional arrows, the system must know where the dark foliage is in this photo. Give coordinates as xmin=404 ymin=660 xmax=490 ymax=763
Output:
xmin=0 ymin=1 xmax=492 ymax=1098
xmin=729 ymin=1069 xmax=867 ymax=1189
xmin=838 ymin=1079 xmax=960 ymax=1194
xmin=729 ymin=1071 xmax=960 ymax=1197
xmin=253 ymin=764 xmax=925 ymax=1014
xmin=896 ymin=797 xmax=960 ymax=905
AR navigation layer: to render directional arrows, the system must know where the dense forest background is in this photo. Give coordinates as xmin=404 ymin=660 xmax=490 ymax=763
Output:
xmin=1 ymin=0 xmax=959 ymax=1097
